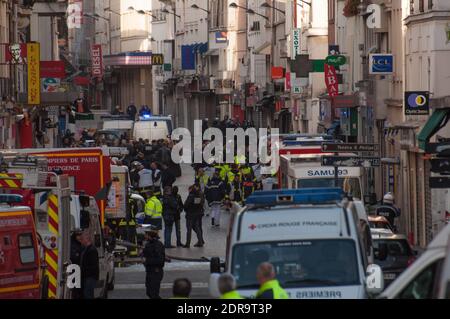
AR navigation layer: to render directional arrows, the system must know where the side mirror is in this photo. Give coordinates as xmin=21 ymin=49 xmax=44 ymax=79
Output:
xmin=209 ymin=273 xmax=221 ymax=299
xmin=366 ymin=264 xmax=384 ymax=296
xmin=94 ymin=234 xmax=102 ymax=248
xmin=210 ymin=257 xmax=222 ymax=274
xmin=375 ymin=243 xmax=388 ymax=261
xmin=364 ymin=193 xmax=377 ymax=205
xmin=80 ymin=210 xmax=90 ymax=229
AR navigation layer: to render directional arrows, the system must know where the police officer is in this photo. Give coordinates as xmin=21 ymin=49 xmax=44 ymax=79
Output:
xmin=144 ymin=190 xmax=163 ymax=230
xmin=183 ymin=184 xmax=205 ymax=248
xmin=255 ymin=262 xmax=289 ymax=299
xmin=143 ymin=229 xmax=165 ymax=299
xmin=219 ymin=274 xmax=243 ymax=299
xmin=205 ymin=169 xmax=226 ymax=227
xmin=376 ymin=192 xmax=401 ymax=230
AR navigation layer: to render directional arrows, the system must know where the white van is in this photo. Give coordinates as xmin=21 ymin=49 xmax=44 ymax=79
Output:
xmin=377 ymin=223 xmax=450 ymax=299
xmin=209 ymin=188 xmax=381 ymax=299
xmin=133 ymin=115 xmax=173 ymax=141
xmin=280 ymin=153 xmax=364 ymax=200
xmin=70 ymin=194 xmax=115 ymax=298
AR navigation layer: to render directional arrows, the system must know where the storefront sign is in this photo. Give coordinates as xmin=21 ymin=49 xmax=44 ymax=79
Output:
xmin=271 ymin=67 xmax=284 ymax=80
xmin=405 ymin=91 xmax=429 ymax=115
xmin=324 ymin=64 xmax=339 ymax=97
xmin=333 ymin=94 xmax=358 ymax=108
xmin=91 ymin=44 xmax=103 ymax=78
xmin=27 ymin=43 xmax=40 ymax=105
xmin=285 ymin=72 xmax=291 ymax=91
xmin=42 ymin=78 xmax=61 ymax=93
xmin=325 ymin=55 xmax=347 ymax=67
xmin=292 ymin=28 xmax=301 ymax=58
xmin=215 ymin=31 xmax=227 ymax=43
xmin=151 ymin=54 xmax=164 ymax=65
xmin=67 ymin=0 xmax=83 ymax=29
xmin=40 ymin=61 xmax=66 ymax=78
xmin=5 ymin=43 xmax=27 ymax=64
xmin=369 ymin=54 xmax=394 ymax=75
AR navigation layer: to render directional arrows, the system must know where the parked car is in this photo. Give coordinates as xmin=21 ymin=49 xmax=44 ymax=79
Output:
xmin=369 ymin=215 xmax=395 ymax=233
xmin=372 ymin=231 xmax=417 ymax=287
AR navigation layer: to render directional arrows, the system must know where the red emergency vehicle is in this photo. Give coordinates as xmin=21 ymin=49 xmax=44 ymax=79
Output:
xmin=0 ymin=195 xmax=41 ymax=299
xmin=7 ymin=148 xmax=112 ymax=224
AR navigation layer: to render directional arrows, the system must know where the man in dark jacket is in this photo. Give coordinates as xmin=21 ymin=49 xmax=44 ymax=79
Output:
xmin=172 ymin=186 xmax=184 ymax=247
xmin=161 ymin=164 xmax=176 ymax=189
xmin=162 ymin=186 xmax=178 ymax=248
xmin=143 ymin=229 xmax=165 ymax=299
xmin=70 ymin=229 xmax=83 ymax=299
xmin=79 ymin=232 xmax=99 ymax=299
xmin=127 ymin=102 xmax=137 ymax=120
xmin=183 ymin=184 xmax=205 ymax=248
xmin=205 ymin=169 xmax=226 ymax=227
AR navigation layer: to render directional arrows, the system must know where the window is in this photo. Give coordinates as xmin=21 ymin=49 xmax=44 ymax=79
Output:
xmin=398 ymin=259 xmax=443 ymax=299
xmin=419 ymin=0 xmax=424 ymax=12
xmin=18 ymin=233 xmax=36 ymax=264
xmin=428 ymin=0 xmax=433 ymax=10
xmin=250 ymin=21 xmax=260 ymax=31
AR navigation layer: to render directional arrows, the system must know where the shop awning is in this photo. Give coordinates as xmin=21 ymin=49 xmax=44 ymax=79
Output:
xmin=253 ymin=42 xmax=271 ymax=55
xmin=418 ymin=108 xmax=450 ymax=150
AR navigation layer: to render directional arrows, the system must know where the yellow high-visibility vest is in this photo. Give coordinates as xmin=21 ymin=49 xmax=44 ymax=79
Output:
xmin=144 ymin=196 xmax=162 ymax=218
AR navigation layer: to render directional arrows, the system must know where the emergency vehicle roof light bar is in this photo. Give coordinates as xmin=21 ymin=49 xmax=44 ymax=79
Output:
xmin=245 ymin=188 xmax=344 ymax=206
xmin=0 ymin=194 xmax=23 ymax=204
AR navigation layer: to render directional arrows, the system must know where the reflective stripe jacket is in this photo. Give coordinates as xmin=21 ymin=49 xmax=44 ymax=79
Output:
xmin=145 ymin=196 xmax=162 ymax=218
xmin=256 ymin=280 xmax=289 ymax=299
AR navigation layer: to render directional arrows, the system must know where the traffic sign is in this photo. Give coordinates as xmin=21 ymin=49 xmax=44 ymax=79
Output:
xmin=430 ymin=158 xmax=450 ymax=174
xmin=321 ymin=143 xmax=380 ymax=152
xmin=321 ymin=156 xmax=381 ymax=167
xmin=429 ymin=177 xmax=450 ymax=189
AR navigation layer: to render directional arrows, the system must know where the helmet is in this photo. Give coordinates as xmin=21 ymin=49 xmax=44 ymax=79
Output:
xmin=383 ymin=193 xmax=394 ymax=204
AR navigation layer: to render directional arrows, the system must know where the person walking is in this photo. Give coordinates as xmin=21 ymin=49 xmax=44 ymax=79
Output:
xmin=161 ymin=186 xmax=178 ymax=248
xmin=172 ymin=186 xmax=184 ymax=247
xmin=171 ymin=278 xmax=191 ymax=299
xmin=219 ymin=274 xmax=243 ymax=299
xmin=255 ymin=262 xmax=289 ymax=299
xmin=79 ymin=232 xmax=99 ymax=299
xmin=205 ymin=169 xmax=226 ymax=227
xmin=144 ymin=190 xmax=163 ymax=230
xmin=183 ymin=185 xmax=205 ymax=248
xmin=143 ymin=229 xmax=165 ymax=299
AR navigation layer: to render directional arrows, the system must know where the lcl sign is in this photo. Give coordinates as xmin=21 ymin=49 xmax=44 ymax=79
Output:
xmin=366 ymin=4 xmax=382 ymax=29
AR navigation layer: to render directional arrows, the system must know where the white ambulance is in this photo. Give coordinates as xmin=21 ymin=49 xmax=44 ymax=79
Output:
xmin=209 ymin=188 xmax=381 ymax=299
xmin=280 ymin=153 xmax=364 ymax=200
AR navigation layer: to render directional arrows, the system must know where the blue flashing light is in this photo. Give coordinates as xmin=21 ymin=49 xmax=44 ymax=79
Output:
xmin=142 ymin=114 xmax=151 ymax=119
xmin=245 ymin=188 xmax=344 ymax=206
xmin=0 ymin=194 xmax=24 ymax=204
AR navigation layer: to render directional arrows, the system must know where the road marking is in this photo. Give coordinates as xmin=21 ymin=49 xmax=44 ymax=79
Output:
xmin=114 ymin=283 xmax=208 ymax=290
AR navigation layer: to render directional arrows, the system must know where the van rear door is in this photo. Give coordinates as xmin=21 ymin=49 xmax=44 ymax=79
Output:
xmin=0 ymin=210 xmax=40 ymax=299
xmin=438 ymin=234 xmax=450 ymax=298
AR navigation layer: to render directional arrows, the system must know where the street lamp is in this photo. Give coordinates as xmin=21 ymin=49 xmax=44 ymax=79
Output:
xmin=297 ymin=0 xmax=312 ymax=7
xmin=128 ymin=6 xmax=158 ymax=19
xmin=229 ymin=2 xmax=269 ymax=20
xmin=261 ymin=2 xmax=285 ymax=15
xmin=161 ymin=8 xmax=181 ymax=19
xmin=191 ymin=4 xmax=210 ymax=13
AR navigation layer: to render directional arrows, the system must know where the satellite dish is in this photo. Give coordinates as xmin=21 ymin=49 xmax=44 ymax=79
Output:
xmin=17 ymin=17 xmax=30 ymax=29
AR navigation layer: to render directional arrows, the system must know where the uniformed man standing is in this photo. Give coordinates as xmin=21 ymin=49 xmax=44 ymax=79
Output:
xmin=255 ymin=262 xmax=289 ymax=299
xmin=143 ymin=229 xmax=165 ymax=299
xmin=376 ymin=192 xmax=401 ymax=231
xmin=144 ymin=190 xmax=163 ymax=230
xmin=219 ymin=274 xmax=243 ymax=299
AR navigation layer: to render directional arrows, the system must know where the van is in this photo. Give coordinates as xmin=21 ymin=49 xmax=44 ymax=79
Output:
xmin=209 ymin=188 xmax=382 ymax=299
xmin=70 ymin=194 xmax=115 ymax=298
xmin=376 ymin=223 xmax=450 ymax=299
xmin=280 ymin=153 xmax=364 ymax=200
xmin=133 ymin=116 xmax=173 ymax=141
xmin=0 ymin=195 xmax=41 ymax=299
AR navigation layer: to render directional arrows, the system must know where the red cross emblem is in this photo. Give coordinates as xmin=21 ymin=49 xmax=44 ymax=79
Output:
xmin=249 ymin=224 xmax=257 ymax=230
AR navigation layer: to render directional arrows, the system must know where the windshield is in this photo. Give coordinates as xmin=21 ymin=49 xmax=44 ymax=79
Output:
xmin=231 ymin=240 xmax=360 ymax=289
xmin=297 ymin=178 xmax=361 ymax=199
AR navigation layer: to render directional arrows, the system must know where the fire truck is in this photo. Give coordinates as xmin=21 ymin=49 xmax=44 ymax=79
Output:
xmin=0 ymin=154 xmax=71 ymax=299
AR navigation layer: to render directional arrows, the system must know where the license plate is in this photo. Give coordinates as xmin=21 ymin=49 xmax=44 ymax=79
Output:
xmin=384 ymin=273 xmax=396 ymax=280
